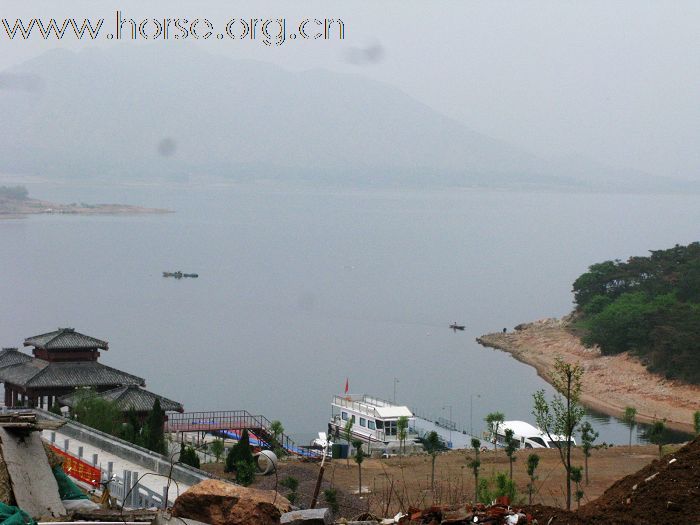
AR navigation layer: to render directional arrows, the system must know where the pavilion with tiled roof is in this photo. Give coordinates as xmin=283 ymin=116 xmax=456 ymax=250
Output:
xmin=0 ymin=328 xmax=150 ymax=409
xmin=59 ymin=385 xmax=184 ymax=416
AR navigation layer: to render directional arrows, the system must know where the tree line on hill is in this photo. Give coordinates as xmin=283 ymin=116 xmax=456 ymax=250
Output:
xmin=572 ymin=242 xmax=700 ymax=383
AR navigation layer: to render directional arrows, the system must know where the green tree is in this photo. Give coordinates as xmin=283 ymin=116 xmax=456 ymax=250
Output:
xmin=694 ymin=411 xmax=700 ymax=436
xmin=352 ymin=439 xmax=365 ymax=495
xmin=73 ymin=390 xmax=122 ymax=435
xmin=49 ymin=402 xmax=62 ymax=415
xmin=179 ymin=442 xmax=200 ymax=468
xmin=622 ymin=406 xmax=637 ymax=454
xmin=570 ymin=466 xmax=584 ymax=509
xmin=532 ymin=358 xmax=585 ymax=511
xmin=478 ymin=472 xmax=517 ymax=504
xmin=423 ymin=431 xmax=443 ymax=491
xmin=142 ymin=399 xmax=166 ymax=454
xmin=579 ymin=421 xmax=598 ymax=486
xmin=484 ymin=411 xmax=505 ymax=455
xmin=323 ymin=488 xmax=339 ymax=515
xmin=468 ymin=438 xmax=481 ymax=504
xmin=280 ymin=476 xmax=299 ymax=504
xmin=647 ymin=419 xmax=666 ymax=458
xmin=235 ymin=460 xmax=255 ymax=486
xmin=120 ymin=408 xmax=143 ymax=447
xmin=269 ymin=420 xmax=285 ymax=457
xmin=225 ymin=428 xmax=255 ymax=473
xmin=397 ymin=416 xmax=409 ymax=456
xmin=343 ymin=419 xmax=353 ymax=468
xmin=526 ymin=453 xmax=540 ymax=505
xmin=210 ymin=438 xmax=225 ymax=462
xmin=503 ymin=428 xmax=517 ymax=479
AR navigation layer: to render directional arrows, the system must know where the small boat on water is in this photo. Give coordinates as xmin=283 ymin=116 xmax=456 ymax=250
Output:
xmin=163 ymin=271 xmax=198 ymax=279
xmin=450 ymin=323 xmax=465 ymax=331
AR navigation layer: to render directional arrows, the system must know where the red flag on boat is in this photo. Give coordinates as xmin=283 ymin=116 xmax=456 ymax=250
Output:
xmin=344 ymin=377 xmax=349 ymax=394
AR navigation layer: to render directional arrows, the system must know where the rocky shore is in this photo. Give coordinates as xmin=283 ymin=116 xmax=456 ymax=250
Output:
xmin=0 ymin=197 xmax=171 ymax=217
xmin=477 ymin=317 xmax=700 ymax=433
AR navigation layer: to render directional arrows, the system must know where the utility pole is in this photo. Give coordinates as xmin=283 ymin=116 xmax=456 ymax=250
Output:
xmin=442 ymin=405 xmax=452 ymax=448
xmin=393 ymin=378 xmax=399 ymax=404
xmin=470 ymin=394 xmax=480 ymax=437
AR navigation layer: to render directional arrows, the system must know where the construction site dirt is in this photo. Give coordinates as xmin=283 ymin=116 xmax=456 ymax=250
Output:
xmin=205 ymin=437 xmax=700 ymax=524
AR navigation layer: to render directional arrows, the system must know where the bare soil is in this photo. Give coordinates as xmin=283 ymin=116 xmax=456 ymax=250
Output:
xmin=477 ymin=317 xmax=700 ymax=432
xmin=202 ymin=440 xmax=693 ymax=521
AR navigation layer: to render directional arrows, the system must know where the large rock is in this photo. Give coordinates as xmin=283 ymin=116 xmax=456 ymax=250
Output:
xmin=172 ymin=479 xmax=291 ymax=525
xmin=280 ymin=508 xmax=331 ymax=525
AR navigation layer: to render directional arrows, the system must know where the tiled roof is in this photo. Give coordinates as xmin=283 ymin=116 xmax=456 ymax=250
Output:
xmin=24 ymin=328 xmax=108 ymax=351
xmin=0 ymin=359 xmax=144 ymax=388
xmin=0 ymin=348 xmax=32 ymax=369
xmin=59 ymin=385 xmax=183 ymax=413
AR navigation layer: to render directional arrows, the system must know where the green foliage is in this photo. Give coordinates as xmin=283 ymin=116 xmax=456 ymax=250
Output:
xmin=343 ymin=419 xmax=353 ymax=468
xmin=579 ymin=422 xmax=598 ymax=486
xmin=142 ymin=399 xmax=166 ymax=454
xmin=268 ymin=421 xmax=286 ymax=457
xmin=397 ymin=416 xmax=409 ymax=455
xmin=647 ymin=420 xmax=667 ymax=458
xmin=0 ymin=185 xmax=29 ymax=200
xmin=532 ymin=358 xmax=585 ymax=511
xmin=179 ymin=443 xmax=200 ymax=468
xmin=694 ymin=411 xmax=700 ymax=436
xmin=210 ymin=439 xmax=225 ymax=462
xmin=574 ymin=242 xmax=700 ymax=383
xmin=235 ymin=460 xmax=256 ymax=486
xmin=468 ymin=438 xmax=481 ymax=504
xmin=73 ymin=389 xmax=121 ymax=435
xmin=622 ymin=407 xmax=637 ymax=453
xmin=323 ymin=487 xmax=339 ymax=514
xmin=120 ymin=408 xmax=143 ymax=447
xmin=352 ymin=440 xmax=365 ymax=494
xmin=478 ymin=472 xmax=518 ymax=504
xmin=484 ymin=412 xmax=505 ymax=453
xmin=225 ymin=429 xmax=255 ymax=473
xmin=569 ymin=466 xmax=584 ymax=509
xmin=49 ymin=402 xmax=62 ymax=415
xmin=526 ymin=453 xmax=540 ymax=505
xmin=422 ymin=431 xmax=443 ymax=490
xmin=280 ymin=476 xmax=299 ymax=504
xmin=503 ymin=428 xmax=517 ymax=479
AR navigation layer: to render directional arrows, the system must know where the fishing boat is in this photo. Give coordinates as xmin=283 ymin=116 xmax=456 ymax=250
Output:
xmin=487 ymin=420 xmax=577 ymax=449
xmin=450 ymin=323 xmax=465 ymax=331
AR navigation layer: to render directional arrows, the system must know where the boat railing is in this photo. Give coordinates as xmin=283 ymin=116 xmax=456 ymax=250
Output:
xmin=332 ymin=395 xmax=382 ymax=418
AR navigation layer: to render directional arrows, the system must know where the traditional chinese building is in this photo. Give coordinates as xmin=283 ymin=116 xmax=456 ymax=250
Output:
xmin=58 ymin=385 xmax=183 ymax=418
xmin=0 ymin=328 xmax=180 ymax=413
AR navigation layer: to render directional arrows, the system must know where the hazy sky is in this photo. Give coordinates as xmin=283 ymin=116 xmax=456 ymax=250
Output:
xmin=2 ymin=1 xmax=699 ymax=179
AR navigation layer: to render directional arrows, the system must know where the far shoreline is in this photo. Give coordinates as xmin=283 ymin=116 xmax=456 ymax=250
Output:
xmin=477 ymin=318 xmax=699 ymax=434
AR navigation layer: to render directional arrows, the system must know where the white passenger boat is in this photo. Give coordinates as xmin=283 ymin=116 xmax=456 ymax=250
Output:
xmin=328 ymin=394 xmax=419 ymax=453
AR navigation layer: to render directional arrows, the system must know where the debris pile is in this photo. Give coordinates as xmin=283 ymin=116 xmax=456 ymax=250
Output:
xmin=377 ymin=501 xmax=532 ymax=525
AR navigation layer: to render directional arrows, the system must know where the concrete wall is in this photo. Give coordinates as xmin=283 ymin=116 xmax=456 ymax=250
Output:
xmin=36 ymin=408 xmax=213 ymax=487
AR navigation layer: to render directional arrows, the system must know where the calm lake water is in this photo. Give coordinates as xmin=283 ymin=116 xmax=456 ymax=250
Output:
xmin=1 ymin=182 xmax=697 ymax=445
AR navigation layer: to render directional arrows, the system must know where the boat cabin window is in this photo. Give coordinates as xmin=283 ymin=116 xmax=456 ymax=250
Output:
xmin=351 ymin=415 xmax=356 ymax=423
xmin=360 ymin=417 xmax=367 ymax=427
xmin=384 ymin=420 xmax=397 ymax=436
xmin=368 ymin=420 xmax=376 ymax=430
xmin=375 ymin=420 xmax=384 ymax=429
xmin=342 ymin=411 xmax=348 ymax=421
xmin=528 ymin=437 xmax=546 ymax=447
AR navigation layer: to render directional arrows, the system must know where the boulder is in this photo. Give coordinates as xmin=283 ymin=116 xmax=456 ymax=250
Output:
xmin=280 ymin=508 xmax=331 ymax=525
xmin=172 ymin=479 xmax=291 ymax=525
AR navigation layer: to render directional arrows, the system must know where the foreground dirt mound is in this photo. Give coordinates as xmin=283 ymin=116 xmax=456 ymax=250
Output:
xmin=521 ymin=436 xmax=700 ymax=524
xmin=576 ymin=436 xmax=700 ymax=523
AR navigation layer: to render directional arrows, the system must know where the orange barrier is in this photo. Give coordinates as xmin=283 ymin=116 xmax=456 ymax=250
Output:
xmin=50 ymin=445 xmax=101 ymax=488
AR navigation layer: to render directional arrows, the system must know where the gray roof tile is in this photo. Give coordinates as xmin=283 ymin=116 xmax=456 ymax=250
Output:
xmin=0 ymin=359 xmax=144 ymax=388
xmin=60 ymin=385 xmax=183 ymax=413
xmin=0 ymin=348 xmax=33 ymax=369
xmin=24 ymin=328 xmax=108 ymax=351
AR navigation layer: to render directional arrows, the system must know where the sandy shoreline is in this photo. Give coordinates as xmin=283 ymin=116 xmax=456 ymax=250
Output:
xmin=0 ymin=198 xmax=171 ymax=217
xmin=477 ymin=318 xmax=700 ymax=433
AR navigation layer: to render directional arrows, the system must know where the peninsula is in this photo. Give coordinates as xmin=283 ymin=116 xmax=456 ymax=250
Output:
xmin=0 ymin=185 xmax=171 ymax=217
xmin=477 ymin=317 xmax=700 ymax=433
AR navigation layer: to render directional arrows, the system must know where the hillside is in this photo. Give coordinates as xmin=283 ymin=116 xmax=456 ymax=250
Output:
xmin=0 ymin=46 xmax=680 ymax=190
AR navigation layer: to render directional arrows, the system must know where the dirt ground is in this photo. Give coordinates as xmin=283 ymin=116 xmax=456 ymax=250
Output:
xmin=202 ymin=442 xmax=681 ymax=519
xmin=477 ymin=318 xmax=700 ymax=432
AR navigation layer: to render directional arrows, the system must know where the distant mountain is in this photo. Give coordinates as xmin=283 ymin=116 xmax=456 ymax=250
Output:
xmin=0 ymin=45 xmax=688 ymax=190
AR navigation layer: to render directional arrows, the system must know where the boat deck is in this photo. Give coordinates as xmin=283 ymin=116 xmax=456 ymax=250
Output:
xmin=412 ymin=415 xmax=484 ymax=450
